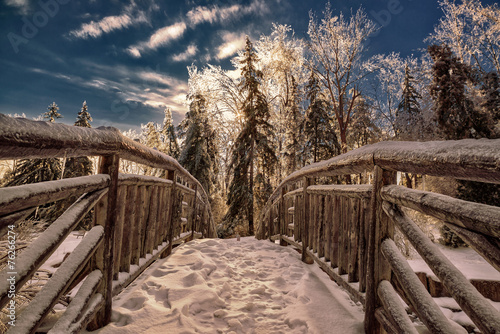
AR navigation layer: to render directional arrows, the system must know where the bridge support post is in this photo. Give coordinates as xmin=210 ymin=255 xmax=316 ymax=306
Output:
xmin=279 ymin=187 xmax=288 ymax=246
xmin=161 ymin=170 xmax=177 ymax=259
xmin=365 ymin=166 xmax=396 ymax=333
xmin=87 ymin=154 xmax=119 ymax=330
xmin=302 ymin=177 xmax=313 ymax=263
xmin=189 ymin=185 xmax=198 ymax=242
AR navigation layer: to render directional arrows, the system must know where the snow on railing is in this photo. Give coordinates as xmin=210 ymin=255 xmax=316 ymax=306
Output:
xmin=257 ymin=138 xmax=500 ymax=334
xmin=0 ymin=113 xmax=216 ymax=333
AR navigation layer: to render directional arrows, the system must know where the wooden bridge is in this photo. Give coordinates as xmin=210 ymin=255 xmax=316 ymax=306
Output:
xmin=0 ymin=113 xmax=499 ymax=333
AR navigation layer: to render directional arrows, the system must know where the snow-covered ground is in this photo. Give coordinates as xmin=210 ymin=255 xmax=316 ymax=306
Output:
xmin=85 ymin=237 xmax=365 ymax=334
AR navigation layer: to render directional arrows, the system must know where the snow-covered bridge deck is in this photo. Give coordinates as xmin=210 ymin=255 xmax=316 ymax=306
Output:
xmin=90 ymin=237 xmax=365 ymax=334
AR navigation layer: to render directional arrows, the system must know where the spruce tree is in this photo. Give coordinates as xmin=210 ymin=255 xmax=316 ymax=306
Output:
xmin=396 ymin=64 xmax=422 ymax=139
xmin=44 ymin=102 xmax=63 ymax=122
xmin=225 ymin=37 xmax=276 ymax=236
xmin=161 ymin=107 xmax=180 ymax=159
xmin=64 ymin=101 xmax=93 ymax=179
xmin=428 ymin=44 xmax=475 ymax=140
xmin=179 ymin=94 xmax=218 ymax=197
xmin=304 ymin=72 xmax=340 ymax=163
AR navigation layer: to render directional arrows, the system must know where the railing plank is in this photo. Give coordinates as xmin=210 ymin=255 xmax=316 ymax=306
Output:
xmin=48 ymin=270 xmax=103 ymax=334
xmin=0 ymin=174 xmax=110 ymax=216
xmin=0 ymin=207 xmax=34 ymax=238
xmin=380 ymin=238 xmax=457 ymax=333
xmin=377 ymin=280 xmax=418 ymax=334
xmin=381 ymin=185 xmax=500 ymax=238
xmin=307 ymin=184 xmax=372 ymax=198
xmin=120 ymin=185 xmax=137 ymax=273
xmin=6 ymin=225 xmax=104 ymax=334
xmin=0 ymin=189 xmax=107 ymax=310
xmin=383 ymin=202 xmax=500 ymax=333
xmin=445 ymin=223 xmax=500 ymax=272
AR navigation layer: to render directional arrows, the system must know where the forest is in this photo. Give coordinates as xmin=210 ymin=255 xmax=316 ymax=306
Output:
xmin=2 ymin=0 xmax=499 ymax=240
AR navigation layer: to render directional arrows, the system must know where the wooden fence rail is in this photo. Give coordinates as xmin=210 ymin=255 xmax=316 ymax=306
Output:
xmin=0 ymin=114 xmax=216 ymax=333
xmin=257 ymin=138 xmax=500 ymax=334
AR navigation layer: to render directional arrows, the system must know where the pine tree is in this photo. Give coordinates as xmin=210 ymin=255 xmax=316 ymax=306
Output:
xmin=396 ymin=64 xmax=422 ymax=139
xmin=304 ymin=72 xmax=340 ymax=163
xmin=428 ymin=44 xmax=475 ymax=140
xmin=44 ymin=102 xmax=63 ymax=122
xmin=179 ymin=94 xmax=218 ymax=197
xmin=64 ymin=101 xmax=93 ymax=179
xmin=225 ymin=37 xmax=276 ymax=236
xmin=74 ymin=101 xmax=92 ymax=128
xmin=161 ymin=107 xmax=180 ymax=159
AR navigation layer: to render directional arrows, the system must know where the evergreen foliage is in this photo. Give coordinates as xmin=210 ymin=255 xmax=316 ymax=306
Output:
xmin=179 ymin=94 xmax=218 ymax=197
xmin=396 ymin=64 xmax=422 ymax=138
xmin=224 ymin=37 xmax=276 ymax=236
xmin=74 ymin=101 xmax=92 ymax=128
xmin=303 ymin=72 xmax=340 ymax=163
xmin=161 ymin=107 xmax=180 ymax=159
xmin=64 ymin=101 xmax=93 ymax=179
xmin=44 ymin=102 xmax=63 ymax=122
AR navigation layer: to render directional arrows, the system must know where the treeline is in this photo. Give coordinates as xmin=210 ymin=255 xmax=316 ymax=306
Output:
xmin=174 ymin=0 xmax=499 ymax=237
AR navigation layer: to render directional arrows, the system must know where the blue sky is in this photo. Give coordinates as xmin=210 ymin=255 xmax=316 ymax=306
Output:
xmin=0 ymin=0 xmax=490 ymax=131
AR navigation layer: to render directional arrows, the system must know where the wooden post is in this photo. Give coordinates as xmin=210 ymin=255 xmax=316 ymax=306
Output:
xmin=162 ymin=170 xmax=177 ymax=258
xmin=325 ymin=195 xmax=332 ymax=262
xmin=348 ymin=198 xmax=360 ymax=283
xmin=139 ymin=186 xmax=151 ymax=258
xmin=359 ymin=198 xmax=369 ymax=292
xmin=331 ymin=195 xmax=340 ymax=268
xmin=87 ymin=154 xmax=119 ymax=330
xmin=268 ymin=205 xmax=274 ymax=241
xmin=113 ymin=185 xmax=127 ymax=280
xmin=190 ymin=185 xmax=198 ymax=241
xmin=145 ymin=186 xmax=159 ymax=255
xmin=318 ymin=195 xmax=325 ymax=258
xmin=131 ymin=186 xmax=145 ymax=265
xmin=120 ymin=185 xmax=137 ymax=273
xmin=302 ymin=177 xmax=312 ymax=262
xmin=279 ymin=187 xmax=287 ymax=246
xmin=365 ymin=166 xmax=396 ymax=333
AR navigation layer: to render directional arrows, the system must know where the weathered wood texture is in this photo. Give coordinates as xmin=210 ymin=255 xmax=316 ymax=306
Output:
xmin=0 ymin=189 xmax=107 ymax=311
xmin=381 ymin=185 xmax=500 ymax=238
xmin=383 ymin=202 xmax=500 ymax=333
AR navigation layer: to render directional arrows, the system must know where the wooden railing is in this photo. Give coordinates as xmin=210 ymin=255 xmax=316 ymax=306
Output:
xmin=257 ymin=139 xmax=500 ymax=334
xmin=0 ymin=114 xmax=216 ymax=333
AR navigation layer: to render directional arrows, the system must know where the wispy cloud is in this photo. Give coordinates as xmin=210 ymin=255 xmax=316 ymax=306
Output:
xmin=186 ymin=4 xmax=240 ymax=26
xmin=68 ymin=2 xmax=148 ymax=39
xmin=4 ymin=0 xmax=30 ymax=15
xmin=216 ymin=32 xmax=246 ymax=60
xmin=172 ymin=44 xmax=198 ymax=62
xmin=127 ymin=21 xmax=187 ymax=58
xmin=127 ymin=0 xmax=268 ymax=58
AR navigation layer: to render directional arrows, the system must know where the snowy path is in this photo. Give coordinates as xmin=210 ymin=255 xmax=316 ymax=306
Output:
xmin=88 ymin=237 xmax=365 ymax=334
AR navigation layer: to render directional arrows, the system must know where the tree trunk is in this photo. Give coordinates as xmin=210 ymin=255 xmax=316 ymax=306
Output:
xmin=248 ymin=139 xmax=255 ymax=235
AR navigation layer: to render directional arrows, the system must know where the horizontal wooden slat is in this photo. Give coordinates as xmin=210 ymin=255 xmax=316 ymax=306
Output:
xmin=48 ymin=270 xmax=102 ymax=334
xmin=65 ymin=294 xmax=104 ymax=334
xmin=7 ymin=225 xmax=104 ymax=334
xmin=377 ymin=280 xmax=418 ymax=334
xmin=445 ymin=223 xmax=500 ymax=272
xmin=381 ymin=185 xmax=500 ymax=238
xmin=0 ymin=189 xmax=107 ymax=310
xmin=283 ymin=187 xmax=303 ymax=198
xmin=177 ymin=182 xmax=196 ymax=195
xmin=118 ymin=173 xmax=173 ymax=187
xmin=307 ymin=184 xmax=372 ymax=198
xmin=0 ymin=174 xmax=110 ymax=216
xmin=383 ymin=202 xmax=500 ymax=333
xmin=380 ymin=238 xmax=455 ymax=333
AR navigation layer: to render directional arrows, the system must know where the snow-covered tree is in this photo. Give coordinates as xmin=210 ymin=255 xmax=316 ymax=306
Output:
xmin=64 ymin=102 xmax=93 ymax=179
xmin=161 ymin=107 xmax=180 ymax=159
xmin=74 ymin=101 xmax=92 ymax=128
xmin=283 ymin=76 xmax=304 ymax=174
xmin=303 ymin=72 xmax=340 ymax=163
xmin=179 ymin=94 xmax=218 ymax=197
xmin=307 ymin=4 xmax=377 ymax=153
xmin=395 ymin=64 xmax=423 ymax=139
xmin=256 ymin=24 xmax=306 ymax=181
xmin=429 ymin=44 xmax=476 ymax=139
xmin=428 ymin=0 xmax=500 ymax=74
xmin=44 ymin=102 xmax=62 ymax=122
xmin=225 ymin=37 xmax=276 ymax=236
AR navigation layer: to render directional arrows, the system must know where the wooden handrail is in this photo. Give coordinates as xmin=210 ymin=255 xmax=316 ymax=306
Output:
xmin=0 ymin=114 xmax=216 ymax=332
xmin=258 ymin=138 xmax=500 ymax=334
